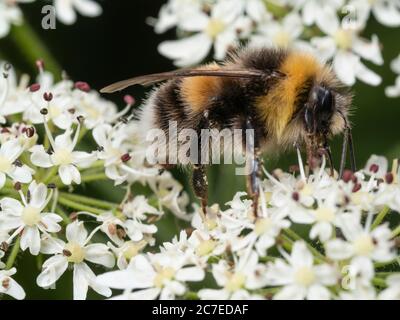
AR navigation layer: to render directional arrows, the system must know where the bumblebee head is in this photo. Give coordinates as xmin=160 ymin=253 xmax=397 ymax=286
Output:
xmin=304 ymin=85 xmax=335 ymax=136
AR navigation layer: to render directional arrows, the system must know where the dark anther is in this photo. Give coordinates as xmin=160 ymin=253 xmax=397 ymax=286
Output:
xmin=40 ymin=108 xmax=49 ymax=115
xmin=96 ymin=146 xmax=104 ymax=152
xmin=75 ymin=81 xmax=91 ymax=92
xmin=385 ymin=172 xmax=394 ymax=184
xmin=25 ymin=127 xmax=35 ymax=138
xmin=121 ymin=153 xmax=131 ymax=163
xmin=47 ymin=183 xmax=56 ymax=189
xmin=369 ymin=164 xmax=379 ymax=173
xmin=29 ymin=83 xmax=41 ymax=92
xmin=292 ymin=192 xmax=300 ymax=202
xmin=63 ymin=249 xmax=72 ymax=257
xmin=352 ymin=183 xmax=362 ymax=193
xmin=13 ymin=159 xmax=22 ymax=167
xmin=14 ymin=182 xmax=22 ymax=191
xmin=43 ymin=92 xmax=53 ymax=102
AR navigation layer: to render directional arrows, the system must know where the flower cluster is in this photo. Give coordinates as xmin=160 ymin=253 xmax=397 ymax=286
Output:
xmin=97 ymin=153 xmax=400 ymax=300
xmin=0 ymin=62 xmax=398 ymax=300
xmin=0 ymin=0 xmax=102 ymax=39
xmin=0 ymin=62 xmax=189 ymax=299
xmin=152 ymin=0 xmax=400 ymax=94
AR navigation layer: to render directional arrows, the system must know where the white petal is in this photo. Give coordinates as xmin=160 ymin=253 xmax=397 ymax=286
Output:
xmin=307 ymin=284 xmax=331 ymax=300
xmin=176 ymin=267 xmax=205 ymax=282
xmin=72 ymin=151 xmax=96 ymax=168
xmin=355 ymin=60 xmax=382 ymax=86
xmin=96 ymin=269 xmax=153 ymax=290
xmin=372 ymin=1 xmax=400 ymax=27
xmin=198 ymin=288 xmax=230 ymax=300
xmin=73 ymin=263 xmax=89 ymax=300
xmin=59 ymin=165 xmax=73 ymax=185
xmin=290 ymin=241 xmax=313 ymax=267
xmin=274 ymin=284 xmax=306 ymax=300
xmin=29 ymin=182 xmax=47 ymax=208
xmin=316 ymin=6 xmax=339 ymax=35
xmin=30 ymin=146 xmax=53 ymax=168
xmin=66 ymin=221 xmax=88 ymax=245
xmin=84 ymin=244 xmax=115 ymax=268
xmin=41 ymin=213 xmax=63 ymax=233
xmin=20 ymin=226 xmax=41 ymax=255
xmin=37 ymin=255 xmax=68 ymax=288
xmin=333 ymin=51 xmax=358 ymax=86
xmin=325 ymin=239 xmax=353 ymax=260
xmin=0 ymin=139 xmax=22 ymax=161
xmin=158 ymin=34 xmax=212 ymax=67
xmin=352 ymin=35 xmax=383 ymax=65
xmin=55 ymin=0 xmax=77 ymax=25
xmin=74 ymin=0 xmax=103 ymax=17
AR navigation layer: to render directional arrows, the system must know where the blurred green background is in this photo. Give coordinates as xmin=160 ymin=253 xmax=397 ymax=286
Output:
xmin=0 ymin=0 xmax=399 ymax=299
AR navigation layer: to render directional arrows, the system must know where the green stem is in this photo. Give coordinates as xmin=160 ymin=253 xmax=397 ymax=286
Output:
xmin=42 ymin=166 xmax=59 ymax=184
xmin=371 ymin=206 xmax=390 ymax=230
xmin=392 ymin=225 xmax=400 ymax=238
xmin=59 ymin=192 xmax=118 ymax=210
xmin=55 ymin=205 xmax=71 ymax=224
xmin=81 ymin=173 xmax=109 ymax=183
xmin=283 ymin=229 xmax=327 ymax=263
xmin=375 ymin=258 xmax=399 ymax=269
xmin=9 ymin=21 xmax=62 ymax=78
xmin=372 ymin=277 xmax=387 ymax=288
xmin=58 ymin=196 xmax=104 ymax=215
xmin=6 ymin=236 xmax=21 ymax=270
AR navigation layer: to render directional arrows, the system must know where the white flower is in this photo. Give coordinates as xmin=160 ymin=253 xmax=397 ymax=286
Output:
xmin=379 ymin=274 xmax=400 ymax=300
xmin=53 ymin=0 xmax=102 ymax=25
xmin=158 ymin=0 xmax=244 ymax=66
xmin=251 ymin=12 xmax=311 ymax=51
xmin=108 ymin=240 xmax=148 ymax=270
xmin=97 ymin=251 xmax=205 ymax=300
xmin=153 ymin=0 xmax=204 ymax=34
xmin=311 ymin=14 xmax=383 ymax=86
xmin=231 ymin=207 xmax=291 ymax=256
xmin=37 ymin=221 xmax=115 ymax=300
xmin=0 ymin=1 xmax=23 ymax=38
xmin=0 ymin=181 xmax=61 ymax=255
xmin=0 ymin=268 xmax=25 ymax=300
xmin=349 ymin=0 xmax=400 ymax=28
xmin=0 ymin=138 xmax=34 ymax=188
xmin=325 ymin=214 xmax=395 ymax=265
xmin=296 ymin=0 xmax=344 ymax=35
xmin=148 ymin=172 xmax=190 ymax=219
xmin=31 ymin=124 xmax=95 ymax=185
xmin=266 ymin=242 xmax=338 ymax=300
xmin=198 ymin=251 xmax=267 ymax=300
xmin=386 ymin=54 xmax=400 ymax=98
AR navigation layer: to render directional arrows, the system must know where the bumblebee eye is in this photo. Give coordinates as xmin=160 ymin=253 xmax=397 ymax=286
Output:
xmin=317 ymin=87 xmax=333 ymax=113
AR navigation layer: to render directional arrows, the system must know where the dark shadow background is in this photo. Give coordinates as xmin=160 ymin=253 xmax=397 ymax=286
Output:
xmin=0 ymin=0 xmax=399 ymax=299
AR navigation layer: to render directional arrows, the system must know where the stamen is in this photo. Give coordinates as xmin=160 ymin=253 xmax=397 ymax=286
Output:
xmin=296 ymin=147 xmax=306 ymax=182
xmin=72 ymin=121 xmax=81 ymax=150
xmin=42 ymin=115 xmax=56 ymax=150
xmin=262 ymin=167 xmax=290 ymax=192
xmin=84 ymin=225 xmax=103 ymax=246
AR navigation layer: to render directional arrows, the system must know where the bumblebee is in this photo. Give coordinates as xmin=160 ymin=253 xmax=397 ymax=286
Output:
xmin=102 ymin=47 xmax=356 ymax=216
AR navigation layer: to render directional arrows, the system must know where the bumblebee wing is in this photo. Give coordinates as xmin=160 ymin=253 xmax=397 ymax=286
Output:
xmin=100 ymin=69 xmax=283 ymax=93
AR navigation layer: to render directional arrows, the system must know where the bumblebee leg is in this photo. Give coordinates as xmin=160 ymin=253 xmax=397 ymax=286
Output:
xmin=191 ymin=110 xmax=210 ymax=218
xmin=192 ymin=164 xmax=208 ymax=218
xmin=246 ymin=152 xmax=262 ymax=217
xmin=348 ymin=128 xmax=357 ymax=172
xmin=339 ymin=126 xmax=357 ymax=178
xmin=339 ymin=127 xmax=349 ymax=178
xmin=244 ymin=118 xmax=262 ymax=217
